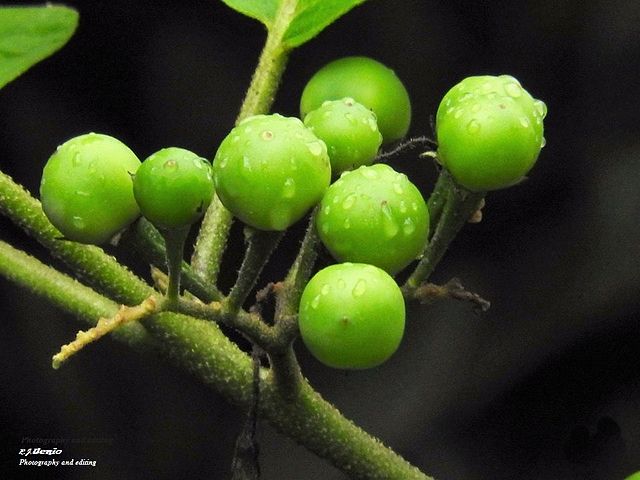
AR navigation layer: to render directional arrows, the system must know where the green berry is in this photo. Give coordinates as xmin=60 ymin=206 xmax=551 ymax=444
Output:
xmin=303 ymin=97 xmax=382 ymax=175
xmin=299 ymin=263 xmax=405 ymax=369
xmin=133 ymin=147 xmax=214 ymax=230
xmin=213 ymin=114 xmax=331 ymax=231
xmin=316 ymin=164 xmax=429 ymax=274
xmin=40 ymin=132 xmax=141 ymax=244
xmin=300 ymin=56 xmax=411 ymax=144
xmin=625 ymin=473 xmax=640 ymax=480
xmin=436 ymin=74 xmax=547 ymax=192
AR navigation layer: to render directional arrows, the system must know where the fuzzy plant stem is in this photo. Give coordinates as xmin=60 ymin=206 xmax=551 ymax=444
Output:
xmin=0 ymin=170 xmax=152 ymax=304
xmin=0 ymin=237 xmax=431 ymax=479
xmin=404 ymin=169 xmax=485 ymax=290
xmin=191 ymin=2 xmax=293 ymax=286
xmin=161 ymin=227 xmax=190 ymax=307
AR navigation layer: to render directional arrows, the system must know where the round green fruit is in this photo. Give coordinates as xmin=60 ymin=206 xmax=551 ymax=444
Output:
xmin=436 ymin=74 xmax=547 ymax=192
xmin=40 ymin=132 xmax=141 ymax=244
xmin=300 ymin=56 xmax=411 ymax=144
xmin=316 ymin=164 xmax=429 ymax=274
xmin=133 ymin=147 xmax=214 ymax=230
xmin=213 ymin=114 xmax=331 ymax=231
xmin=299 ymin=262 xmax=405 ymax=369
xmin=303 ymin=97 xmax=382 ymax=175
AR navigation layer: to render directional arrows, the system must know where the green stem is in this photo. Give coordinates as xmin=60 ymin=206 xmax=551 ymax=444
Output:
xmin=426 ymin=167 xmax=450 ymax=237
xmin=275 ymin=207 xmax=320 ymax=320
xmin=190 ymin=196 xmax=233 ymax=285
xmin=0 ymin=238 xmax=431 ymax=479
xmin=0 ymin=170 xmax=152 ymax=304
xmin=191 ymin=5 xmax=293 ymax=285
xmin=404 ymin=170 xmax=485 ymax=290
xmin=266 ymin=345 xmax=303 ymax=400
xmin=128 ymin=218 xmax=223 ymax=302
xmin=0 ymin=240 xmax=154 ymax=351
xmin=162 ymin=227 xmax=189 ymax=307
xmin=226 ymin=228 xmax=284 ymax=313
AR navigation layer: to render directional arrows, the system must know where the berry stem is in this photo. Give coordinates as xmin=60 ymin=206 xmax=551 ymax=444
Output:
xmin=275 ymin=207 xmax=320 ymax=320
xmin=191 ymin=2 xmax=293 ymax=286
xmin=162 ymin=227 xmax=190 ymax=307
xmin=404 ymin=169 xmax=485 ymax=290
xmin=226 ymin=228 xmax=284 ymax=313
xmin=130 ymin=218 xmax=223 ymax=302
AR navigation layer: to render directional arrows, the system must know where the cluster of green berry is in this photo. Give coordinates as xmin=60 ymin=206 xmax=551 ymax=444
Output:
xmin=39 ymin=56 xmax=546 ymax=370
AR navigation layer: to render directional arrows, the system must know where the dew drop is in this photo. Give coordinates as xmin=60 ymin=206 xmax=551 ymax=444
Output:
xmin=361 ymin=168 xmax=378 ymax=179
xmin=75 ymin=190 xmax=90 ymax=197
xmin=332 ymin=195 xmax=340 ymax=205
xmin=343 ymin=217 xmax=351 ymax=229
xmin=519 ymin=117 xmax=530 ymax=128
xmin=540 ymin=136 xmax=547 ymax=148
xmin=342 ymin=193 xmax=357 ymax=210
xmin=367 ymin=118 xmax=378 ymax=131
xmin=504 ymin=82 xmax=522 ymax=98
xmin=344 ymin=112 xmax=356 ymax=124
xmin=282 ymin=178 xmax=296 ymax=198
xmin=242 ymin=155 xmax=252 ymax=171
xmin=402 ymin=217 xmax=416 ymax=235
xmin=471 ymin=103 xmax=482 ymax=113
xmin=411 ymin=202 xmax=419 ymax=212
xmin=323 ymin=204 xmax=331 ymax=215
xmin=270 ymin=208 xmax=291 ymax=230
xmin=163 ymin=160 xmax=178 ymax=170
xmin=306 ymin=141 xmax=324 ymax=156
xmin=193 ymin=158 xmax=204 ymax=169
xmin=321 ymin=284 xmax=331 ymax=295
xmin=218 ymin=156 xmax=228 ymax=169
xmin=311 ymin=295 xmax=321 ymax=309
xmin=380 ymin=201 xmax=399 ymax=238
xmin=72 ymin=216 xmax=85 ymax=229
xmin=261 ymin=130 xmax=274 ymax=141
xmin=337 ymin=278 xmax=346 ymax=290
xmin=460 ymin=92 xmax=474 ymax=102
xmin=393 ymin=182 xmax=404 ymax=195
xmin=231 ymin=135 xmax=240 ymax=143
xmin=399 ymin=200 xmax=407 ymax=213
xmin=534 ymin=99 xmax=548 ymax=119
xmin=322 ymin=223 xmax=330 ymax=234
xmin=72 ymin=152 xmax=81 ymax=167
xmin=454 ymin=108 xmax=464 ymax=119
xmin=352 ymin=279 xmax=367 ymax=297
xmin=466 ymin=119 xmax=481 ymax=134
xmin=446 ymin=106 xmax=455 ymax=114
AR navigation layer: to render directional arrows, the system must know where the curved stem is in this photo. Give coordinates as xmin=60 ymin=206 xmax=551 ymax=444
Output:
xmin=191 ymin=7 xmax=292 ymax=286
xmin=0 ymin=170 xmax=153 ymax=304
xmin=226 ymin=228 xmax=284 ymax=313
xmin=404 ymin=170 xmax=485 ymax=290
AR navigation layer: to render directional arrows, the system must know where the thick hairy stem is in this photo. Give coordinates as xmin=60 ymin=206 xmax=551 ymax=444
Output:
xmin=0 ymin=240 xmax=154 ymax=351
xmin=0 ymin=238 xmax=430 ymax=479
xmin=191 ymin=5 xmax=292 ymax=286
xmin=0 ymin=170 xmax=152 ymax=304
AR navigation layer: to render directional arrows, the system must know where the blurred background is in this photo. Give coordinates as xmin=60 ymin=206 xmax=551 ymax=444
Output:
xmin=1 ymin=0 xmax=639 ymax=479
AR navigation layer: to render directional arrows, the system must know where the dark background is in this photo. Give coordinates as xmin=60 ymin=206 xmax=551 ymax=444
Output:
xmin=1 ymin=1 xmax=639 ymax=479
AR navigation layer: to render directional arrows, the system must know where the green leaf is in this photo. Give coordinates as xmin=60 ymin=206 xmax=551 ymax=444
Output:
xmin=220 ymin=0 xmax=368 ymax=48
xmin=0 ymin=5 xmax=78 ymax=90
xmin=219 ymin=0 xmax=279 ymax=28
xmin=282 ymin=0 xmax=368 ymax=48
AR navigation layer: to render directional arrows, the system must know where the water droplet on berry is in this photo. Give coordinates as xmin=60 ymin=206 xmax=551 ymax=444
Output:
xmin=343 ymin=218 xmax=351 ymax=229
xmin=321 ymin=284 xmax=331 ymax=295
xmin=231 ymin=135 xmax=240 ymax=143
xmin=402 ymin=217 xmax=416 ymax=235
xmin=311 ymin=295 xmax=321 ymax=309
xmin=399 ymin=200 xmax=407 ymax=213
xmin=192 ymin=158 xmax=204 ymax=169
xmin=163 ymin=160 xmax=178 ymax=170
xmin=454 ymin=108 xmax=463 ymax=119
xmin=352 ymin=279 xmax=367 ymax=297
xmin=519 ymin=117 xmax=530 ymax=128
xmin=337 ymin=279 xmax=346 ymax=290
xmin=282 ymin=178 xmax=296 ymax=198
xmin=504 ymin=82 xmax=522 ymax=98
xmin=72 ymin=216 xmax=85 ymax=229
xmin=342 ymin=194 xmax=357 ymax=210
xmin=534 ymin=99 xmax=547 ymax=119
xmin=540 ymin=136 xmax=547 ymax=148
xmin=322 ymin=223 xmax=330 ymax=234
xmin=307 ymin=141 xmax=324 ymax=157
xmin=466 ymin=119 xmax=481 ymax=134
xmin=71 ymin=152 xmax=81 ymax=166
xmin=323 ymin=205 xmax=331 ymax=215
xmin=411 ymin=202 xmax=419 ymax=212
xmin=218 ymin=156 xmax=228 ymax=169
xmin=75 ymin=190 xmax=90 ymax=197
xmin=393 ymin=182 xmax=404 ymax=195
xmin=361 ymin=168 xmax=378 ymax=179
xmin=261 ymin=130 xmax=274 ymax=141
xmin=270 ymin=208 xmax=291 ymax=230
xmin=380 ymin=201 xmax=399 ymax=238
xmin=344 ymin=112 xmax=356 ymax=124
